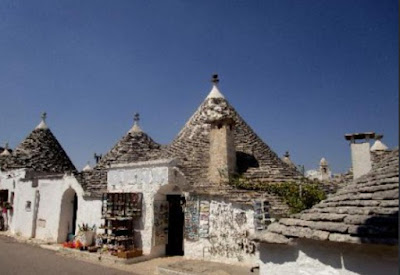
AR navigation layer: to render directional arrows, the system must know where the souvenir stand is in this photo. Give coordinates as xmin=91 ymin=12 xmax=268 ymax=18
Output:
xmin=100 ymin=192 xmax=143 ymax=257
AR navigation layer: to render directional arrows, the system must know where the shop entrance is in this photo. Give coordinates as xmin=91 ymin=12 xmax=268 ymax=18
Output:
xmin=166 ymin=195 xmax=184 ymax=256
xmin=57 ymin=188 xmax=78 ymax=243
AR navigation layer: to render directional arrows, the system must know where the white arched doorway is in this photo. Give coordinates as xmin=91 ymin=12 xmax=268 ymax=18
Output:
xmin=57 ymin=188 xmax=78 ymax=243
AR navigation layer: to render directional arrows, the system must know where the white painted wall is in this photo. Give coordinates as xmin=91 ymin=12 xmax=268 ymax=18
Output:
xmin=107 ymin=160 xmax=178 ymax=256
xmin=0 ymin=169 xmax=26 ymax=233
xmin=259 ymin=239 xmax=398 ymax=275
xmin=184 ymin=197 xmax=258 ymax=266
xmin=0 ymin=169 xmax=102 ymax=243
xmin=13 ymin=180 xmax=36 ymax=237
xmin=34 ymin=175 xmax=102 ymax=243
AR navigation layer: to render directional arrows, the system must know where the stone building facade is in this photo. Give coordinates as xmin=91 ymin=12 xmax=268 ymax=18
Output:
xmin=0 ymin=76 xmax=302 ymax=266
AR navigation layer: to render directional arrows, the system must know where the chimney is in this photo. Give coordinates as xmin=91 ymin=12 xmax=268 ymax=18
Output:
xmin=344 ymin=132 xmax=375 ymax=180
xmin=207 ymin=74 xmax=236 ymax=183
xmin=209 ymin=120 xmax=236 ymax=183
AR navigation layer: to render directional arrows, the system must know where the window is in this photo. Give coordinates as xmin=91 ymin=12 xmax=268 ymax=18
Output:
xmin=25 ymin=201 xmax=31 ymax=212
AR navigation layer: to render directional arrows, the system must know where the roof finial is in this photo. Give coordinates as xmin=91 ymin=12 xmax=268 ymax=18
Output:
xmin=211 ymin=74 xmax=219 ymax=85
xmin=1 ymin=142 xmax=11 ymax=156
xmin=371 ymin=134 xmax=388 ymax=151
xmin=129 ymin=112 xmax=142 ymax=133
xmin=82 ymin=161 xmax=92 ymax=171
xmin=41 ymin=112 xmax=47 ymax=122
xmin=134 ymin=113 xmax=140 ymax=125
xmin=284 ymin=151 xmax=290 ymax=158
xmin=206 ymin=74 xmax=225 ymax=99
xmin=36 ymin=111 xmax=48 ymax=129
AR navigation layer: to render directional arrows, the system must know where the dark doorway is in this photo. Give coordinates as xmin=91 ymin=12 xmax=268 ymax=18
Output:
xmin=0 ymin=190 xmax=8 ymax=204
xmin=72 ymin=193 xmax=78 ymax=234
xmin=166 ymin=195 xmax=184 ymax=256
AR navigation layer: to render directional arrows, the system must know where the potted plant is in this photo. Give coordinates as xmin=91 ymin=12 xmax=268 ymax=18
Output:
xmin=76 ymin=224 xmax=96 ymax=247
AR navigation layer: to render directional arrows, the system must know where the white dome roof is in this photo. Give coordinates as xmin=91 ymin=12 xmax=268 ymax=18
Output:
xmin=82 ymin=163 xmax=92 ymax=171
xmin=371 ymin=140 xmax=388 ymax=151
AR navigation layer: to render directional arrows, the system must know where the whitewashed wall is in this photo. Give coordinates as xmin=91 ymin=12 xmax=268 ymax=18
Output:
xmin=13 ymin=180 xmax=36 ymax=237
xmin=34 ymin=175 xmax=102 ymax=242
xmin=0 ymin=170 xmax=102 ymax=243
xmin=259 ymin=239 xmax=398 ymax=275
xmin=107 ymin=160 xmax=179 ymax=256
xmin=0 ymin=169 xmax=26 ymax=233
xmin=184 ymin=197 xmax=258 ymax=266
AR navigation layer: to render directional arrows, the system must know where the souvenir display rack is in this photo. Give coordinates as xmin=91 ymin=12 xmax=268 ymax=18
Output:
xmin=100 ymin=192 xmax=143 ymax=253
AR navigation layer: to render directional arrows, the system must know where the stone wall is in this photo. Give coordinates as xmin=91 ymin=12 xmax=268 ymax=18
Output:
xmin=184 ymin=196 xmax=258 ymax=266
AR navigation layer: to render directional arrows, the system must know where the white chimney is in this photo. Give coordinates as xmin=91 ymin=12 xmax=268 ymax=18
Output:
xmin=345 ymin=132 xmax=375 ymax=180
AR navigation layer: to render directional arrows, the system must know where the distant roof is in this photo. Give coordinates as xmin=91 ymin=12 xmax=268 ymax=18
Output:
xmin=0 ymin=146 xmax=12 ymax=168
xmin=1 ymin=124 xmax=76 ymax=174
xmin=282 ymin=151 xmax=296 ymax=169
xmin=252 ymin=148 xmax=399 ymax=246
xmin=370 ymin=139 xmax=389 ymax=151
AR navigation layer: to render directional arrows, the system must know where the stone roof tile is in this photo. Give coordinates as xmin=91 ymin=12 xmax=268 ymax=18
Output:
xmin=164 ymin=92 xmax=302 ymax=187
xmin=1 ymin=128 xmax=76 ymax=173
xmin=252 ymin=149 xmax=399 ymax=246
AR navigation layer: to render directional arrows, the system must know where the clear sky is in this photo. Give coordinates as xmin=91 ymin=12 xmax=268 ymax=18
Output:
xmin=0 ymin=0 xmax=398 ymax=173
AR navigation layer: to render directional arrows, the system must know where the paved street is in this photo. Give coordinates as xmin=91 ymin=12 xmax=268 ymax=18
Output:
xmin=0 ymin=236 xmax=133 ymax=275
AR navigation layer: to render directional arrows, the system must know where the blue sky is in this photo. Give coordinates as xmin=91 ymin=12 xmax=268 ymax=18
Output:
xmin=0 ymin=0 xmax=397 ymax=173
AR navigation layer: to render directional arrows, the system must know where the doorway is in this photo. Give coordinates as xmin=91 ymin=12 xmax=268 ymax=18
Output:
xmin=0 ymin=190 xmax=8 ymax=204
xmin=57 ymin=188 xmax=78 ymax=243
xmin=166 ymin=195 xmax=184 ymax=256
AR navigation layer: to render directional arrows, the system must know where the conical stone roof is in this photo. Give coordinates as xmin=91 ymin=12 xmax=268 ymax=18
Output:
xmin=165 ymin=83 xmax=301 ymax=187
xmin=2 ymin=126 xmax=76 ymax=173
xmin=81 ymin=117 xmax=162 ymax=197
xmin=96 ymin=128 xmax=162 ymax=169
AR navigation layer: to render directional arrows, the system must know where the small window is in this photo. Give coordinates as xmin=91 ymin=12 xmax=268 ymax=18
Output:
xmin=25 ymin=201 xmax=31 ymax=212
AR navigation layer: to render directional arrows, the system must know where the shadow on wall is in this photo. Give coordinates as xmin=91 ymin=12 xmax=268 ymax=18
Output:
xmin=260 ymin=239 xmax=398 ymax=275
xmin=356 ymin=213 xmax=398 ymax=244
xmin=236 ymin=152 xmax=259 ymax=174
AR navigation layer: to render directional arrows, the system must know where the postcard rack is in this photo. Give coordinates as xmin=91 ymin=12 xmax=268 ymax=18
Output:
xmin=100 ymin=192 xmax=143 ymax=252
